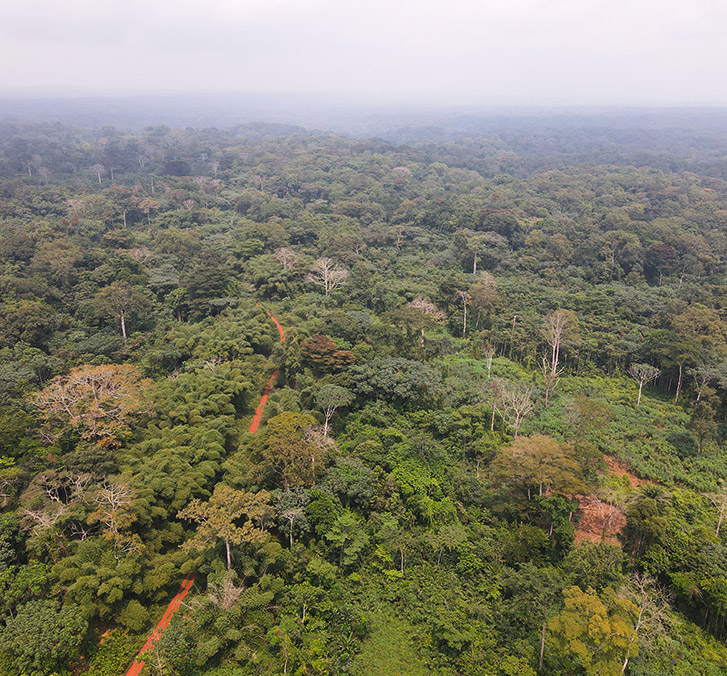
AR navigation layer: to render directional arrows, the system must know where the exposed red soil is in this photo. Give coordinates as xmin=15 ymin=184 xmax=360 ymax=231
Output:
xmin=573 ymin=495 xmax=626 ymax=546
xmin=603 ymin=455 xmax=649 ymax=488
xmin=266 ymin=310 xmax=285 ymax=342
xmin=125 ymin=574 xmax=195 ymax=676
xmin=248 ymin=370 xmax=279 ymax=434
xmin=573 ymin=456 xmax=647 ymax=545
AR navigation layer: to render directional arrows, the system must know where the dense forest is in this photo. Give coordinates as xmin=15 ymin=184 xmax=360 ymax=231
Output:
xmin=2 ymin=113 xmax=727 ymax=675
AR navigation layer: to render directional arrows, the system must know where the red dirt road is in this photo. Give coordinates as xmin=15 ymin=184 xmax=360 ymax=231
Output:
xmin=266 ymin=309 xmax=285 ymax=342
xmin=124 ymin=310 xmax=285 ymax=675
xmin=248 ymin=309 xmax=285 ymax=434
xmin=125 ymin=573 xmax=195 ymax=676
xmin=248 ymin=369 xmax=279 ymax=434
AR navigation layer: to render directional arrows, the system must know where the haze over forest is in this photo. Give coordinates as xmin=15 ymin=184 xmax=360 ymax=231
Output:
xmin=4 ymin=2 xmax=727 ymax=676
xmin=2 ymin=0 xmax=727 ymax=106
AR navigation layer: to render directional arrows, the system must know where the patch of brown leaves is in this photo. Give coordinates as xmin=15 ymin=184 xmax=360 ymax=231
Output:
xmin=573 ymin=456 xmax=646 ymax=546
xmin=573 ymin=495 xmax=626 ymax=545
xmin=603 ymin=455 xmax=649 ymax=488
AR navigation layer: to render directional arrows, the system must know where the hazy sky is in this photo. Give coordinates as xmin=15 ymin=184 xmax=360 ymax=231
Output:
xmin=1 ymin=0 xmax=726 ymax=105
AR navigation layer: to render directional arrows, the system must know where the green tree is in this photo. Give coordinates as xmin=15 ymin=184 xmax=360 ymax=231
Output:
xmin=93 ymin=280 xmax=151 ymax=341
xmin=261 ymin=411 xmax=328 ymax=490
xmin=0 ymin=599 xmax=87 ymax=675
xmin=325 ymin=511 xmax=369 ymax=568
xmin=549 ymin=586 xmax=638 ymax=676
xmin=178 ymin=484 xmax=270 ymax=570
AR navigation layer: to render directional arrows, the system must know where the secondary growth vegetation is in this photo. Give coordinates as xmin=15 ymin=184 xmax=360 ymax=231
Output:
xmin=1 ymin=114 xmax=727 ymax=675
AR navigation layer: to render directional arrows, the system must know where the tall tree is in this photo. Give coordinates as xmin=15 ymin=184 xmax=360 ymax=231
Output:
xmin=454 ymin=290 xmax=471 ymax=338
xmin=178 ymin=484 xmax=270 ymax=570
xmin=315 ymin=385 xmax=353 ymax=438
xmin=628 ymin=364 xmax=661 ymax=407
xmin=549 ymin=586 xmax=638 ymax=676
xmin=541 ymin=309 xmax=577 ymax=407
xmin=262 ymin=412 xmax=326 ymax=489
xmin=33 ymin=364 xmax=151 ymax=444
xmin=305 ymin=257 xmax=348 ymax=296
xmin=490 ymin=435 xmax=585 ymax=500
xmin=93 ymin=281 xmax=150 ymax=342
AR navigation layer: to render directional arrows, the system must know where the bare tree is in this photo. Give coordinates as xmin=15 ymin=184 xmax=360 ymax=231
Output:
xmin=90 ymin=163 xmax=106 ymax=184
xmin=628 ymin=364 xmax=661 ymax=407
xmin=618 ymin=573 xmax=671 ymax=674
xmin=208 ymin=572 xmax=244 ymax=609
xmin=305 ymin=257 xmax=349 ymax=296
xmin=542 ymin=309 xmax=577 ymax=407
xmin=454 ymin=290 xmax=471 ymax=338
xmin=500 ymin=382 xmax=534 ymax=438
xmin=19 ymin=472 xmax=91 ymax=561
xmin=280 ymin=507 xmax=304 ymax=548
xmin=88 ymin=480 xmax=140 ymax=560
xmin=274 ymin=247 xmax=297 ymax=270
xmin=479 ymin=376 xmax=507 ymax=432
xmin=708 ymin=481 xmax=727 ymax=538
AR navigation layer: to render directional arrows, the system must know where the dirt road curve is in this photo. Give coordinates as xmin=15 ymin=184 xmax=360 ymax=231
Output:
xmin=248 ymin=309 xmax=285 ymax=434
xmin=265 ymin=309 xmax=285 ymax=343
xmin=124 ymin=309 xmax=285 ymax=675
xmin=125 ymin=573 xmax=195 ymax=676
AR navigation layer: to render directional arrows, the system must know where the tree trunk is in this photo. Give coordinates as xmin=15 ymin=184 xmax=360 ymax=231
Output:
xmin=675 ymin=363 xmax=684 ymax=404
xmin=225 ymin=537 xmax=232 ymax=570
xmin=120 ymin=312 xmax=127 ymax=342
xmin=473 ymin=252 xmax=477 ymax=275
xmin=539 ymin=616 xmax=547 ymax=670
xmin=462 ymin=303 xmax=467 ymax=338
xmin=716 ymin=495 xmax=726 ymax=538
xmin=637 ymin=381 xmax=643 ymax=406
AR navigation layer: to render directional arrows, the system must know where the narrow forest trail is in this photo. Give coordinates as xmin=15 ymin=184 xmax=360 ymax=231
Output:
xmin=125 ymin=574 xmax=195 ymax=676
xmin=248 ymin=307 xmax=285 ymax=434
xmin=124 ymin=309 xmax=285 ymax=675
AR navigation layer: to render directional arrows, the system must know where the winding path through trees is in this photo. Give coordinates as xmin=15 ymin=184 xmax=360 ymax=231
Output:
xmin=248 ymin=308 xmax=285 ymax=434
xmin=125 ymin=574 xmax=195 ymax=676
xmin=125 ymin=308 xmax=285 ymax=675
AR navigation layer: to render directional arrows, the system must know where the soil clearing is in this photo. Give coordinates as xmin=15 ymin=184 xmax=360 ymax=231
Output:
xmin=573 ymin=455 xmax=647 ymax=545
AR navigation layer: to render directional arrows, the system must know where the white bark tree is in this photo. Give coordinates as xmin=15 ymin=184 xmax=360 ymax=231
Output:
xmin=628 ymin=364 xmax=661 ymax=407
xmin=454 ymin=290 xmax=471 ymax=338
xmin=542 ymin=309 xmax=577 ymax=407
xmin=315 ymin=385 xmax=353 ymax=437
xmin=306 ymin=257 xmax=349 ymax=296
xmin=500 ymin=382 xmax=534 ymax=439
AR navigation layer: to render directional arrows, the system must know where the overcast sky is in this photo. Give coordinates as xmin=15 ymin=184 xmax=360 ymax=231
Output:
xmin=1 ymin=0 xmax=726 ymax=105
